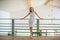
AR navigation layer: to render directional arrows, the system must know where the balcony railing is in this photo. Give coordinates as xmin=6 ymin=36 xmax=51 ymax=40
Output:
xmin=0 ymin=18 xmax=60 ymax=36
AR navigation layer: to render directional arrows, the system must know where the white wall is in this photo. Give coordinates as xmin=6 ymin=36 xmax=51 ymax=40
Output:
xmin=0 ymin=0 xmax=50 ymax=18
xmin=0 ymin=0 xmax=28 ymax=18
xmin=0 ymin=0 xmax=60 ymax=19
xmin=0 ymin=10 xmax=10 ymax=18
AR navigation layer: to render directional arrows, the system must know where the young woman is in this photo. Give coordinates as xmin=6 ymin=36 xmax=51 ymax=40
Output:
xmin=23 ymin=7 xmax=43 ymax=37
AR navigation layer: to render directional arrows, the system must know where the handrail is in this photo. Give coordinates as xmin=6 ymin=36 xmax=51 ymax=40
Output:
xmin=0 ymin=18 xmax=60 ymax=36
xmin=0 ymin=18 xmax=60 ymax=20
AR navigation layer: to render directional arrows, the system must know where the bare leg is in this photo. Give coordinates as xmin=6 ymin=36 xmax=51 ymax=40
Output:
xmin=30 ymin=27 xmax=33 ymax=40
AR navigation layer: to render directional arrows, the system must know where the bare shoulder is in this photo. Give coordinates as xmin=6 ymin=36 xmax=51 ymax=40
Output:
xmin=34 ymin=11 xmax=37 ymax=14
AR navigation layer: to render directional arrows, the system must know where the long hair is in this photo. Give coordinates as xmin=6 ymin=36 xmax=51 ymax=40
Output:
xmin=29 ymin=7 xmax=34 ymax=12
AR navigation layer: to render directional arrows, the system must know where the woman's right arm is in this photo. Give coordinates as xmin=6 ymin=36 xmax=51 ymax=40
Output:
xmin=23 ymin=13 xmax=30 ymax=19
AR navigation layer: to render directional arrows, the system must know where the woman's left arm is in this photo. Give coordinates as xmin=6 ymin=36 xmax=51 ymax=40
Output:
xmin=34 ymin=11 xmax=43 ymax=19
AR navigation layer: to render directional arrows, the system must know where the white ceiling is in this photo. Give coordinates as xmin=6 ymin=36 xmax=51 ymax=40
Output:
xmin=0 ymin=0 xmax=60 ymax=18
xmin=0 ymin=0 xmax=60 ymax=7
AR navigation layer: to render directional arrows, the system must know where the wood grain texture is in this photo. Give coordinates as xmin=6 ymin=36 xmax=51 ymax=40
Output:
xmin=0 ymin=36 xmax=60 ymax=40
xmin=27 ymin=0 xmax=32 ymax=8
xmin=44 ymin=0 xmax=53 ymax=5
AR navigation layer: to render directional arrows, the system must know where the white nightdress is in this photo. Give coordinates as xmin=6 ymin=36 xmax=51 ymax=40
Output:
xmin=29 ymin=12 xmax=35 ymax=27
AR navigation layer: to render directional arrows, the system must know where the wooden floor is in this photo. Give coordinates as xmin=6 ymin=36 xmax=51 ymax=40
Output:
xmin=0 ymin=36 xmax=60 ymax=40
